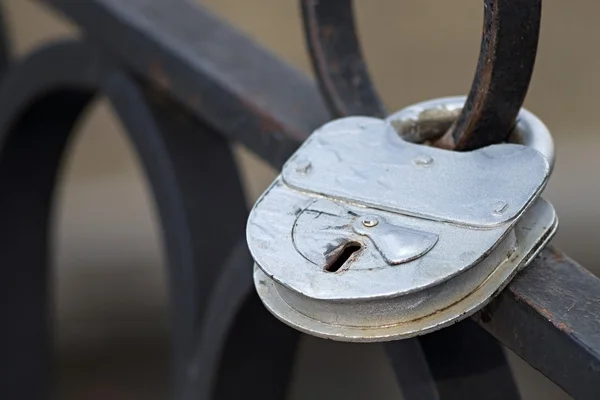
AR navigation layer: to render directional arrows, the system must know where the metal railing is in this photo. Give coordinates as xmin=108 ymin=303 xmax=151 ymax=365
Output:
xmin=0 ymin=1 xmax=598 ymax=399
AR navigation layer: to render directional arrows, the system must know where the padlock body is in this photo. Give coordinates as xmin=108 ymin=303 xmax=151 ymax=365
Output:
xmin=247 ymin=106 xmax=556 ymax=342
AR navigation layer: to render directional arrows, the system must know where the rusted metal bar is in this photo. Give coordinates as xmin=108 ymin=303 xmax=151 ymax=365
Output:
xmin=474 ymin=247 xmax=600 ymax=399
xmin=300 ymin=0 xmax=386 ymax=118
xmin=35 ymin=0 xmax=330 ymax=169
xmin=445 ymin=0 xmax=542 ymax=151
xmin=300 ymin=0 xmax=541 ymax=151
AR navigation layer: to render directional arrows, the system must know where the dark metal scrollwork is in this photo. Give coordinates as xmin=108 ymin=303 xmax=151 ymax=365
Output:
xmin=0 ymin=40 xmax=248 ymax=399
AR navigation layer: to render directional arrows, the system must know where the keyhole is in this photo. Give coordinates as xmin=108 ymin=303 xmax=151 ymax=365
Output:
xmin=325 ymin=242 xmax=362 ymax=272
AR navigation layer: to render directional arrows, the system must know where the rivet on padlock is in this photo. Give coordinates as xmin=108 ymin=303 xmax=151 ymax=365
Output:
xmin=247 ymin=96 xmax=557 ymax=342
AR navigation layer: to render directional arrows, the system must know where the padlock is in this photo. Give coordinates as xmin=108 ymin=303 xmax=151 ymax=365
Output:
xmin=246 ymin=96 xmax=557 ymax=342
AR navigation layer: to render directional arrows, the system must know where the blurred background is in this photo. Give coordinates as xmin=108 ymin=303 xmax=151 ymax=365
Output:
xmin=6 ymin=0 xmax=599 ymax=398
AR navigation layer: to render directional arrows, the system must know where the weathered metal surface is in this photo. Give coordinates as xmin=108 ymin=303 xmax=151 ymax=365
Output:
xmin=387 ymin=96 xmax=556 ymax=170
xmin=475 ymin=246 xmax=600 ymax=399
xmin=300 ymin=0 xmax=541 ymax=151
xmin=249 ymin=111 xmax=556 ymax=341
xmin=280 ymin=115 xmax=551 ymax=227
xmin=36 ymin=0 xmax=330 ymax=169
xmin=254 ymin=197 xmax=556 ymax=342
xmin=300 ymin=0 xmax=386 ymax=117
xmin=443 ymin=0 xmax=542 ymax=151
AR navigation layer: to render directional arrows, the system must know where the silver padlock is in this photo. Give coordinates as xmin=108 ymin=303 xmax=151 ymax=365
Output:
xmin=247 ymin=96 xmax=557 ymax=342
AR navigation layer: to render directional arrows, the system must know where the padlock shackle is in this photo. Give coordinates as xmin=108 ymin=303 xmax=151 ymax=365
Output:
xmin=386 ymin=96 xmax=555 ymax=170
xmin=301 ymin=0 xmax=542 ymax=151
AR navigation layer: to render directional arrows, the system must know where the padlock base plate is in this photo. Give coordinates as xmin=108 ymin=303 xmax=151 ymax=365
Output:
xmin=254 ymin=198 xmax=557 ymax=342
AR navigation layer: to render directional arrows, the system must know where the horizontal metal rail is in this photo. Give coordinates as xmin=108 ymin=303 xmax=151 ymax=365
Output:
xmin=38 ymin=0 xmax=330 ymax=169
xmin=35 ymin=0 xmax=600 ymax=397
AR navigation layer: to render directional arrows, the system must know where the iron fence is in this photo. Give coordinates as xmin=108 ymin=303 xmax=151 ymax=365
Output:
xmin=0 ymin=1 xmax=598 ymax=399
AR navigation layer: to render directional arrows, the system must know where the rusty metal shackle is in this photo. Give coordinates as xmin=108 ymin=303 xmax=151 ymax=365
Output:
xmin=301 ymin=0 xmax=542 ymax=150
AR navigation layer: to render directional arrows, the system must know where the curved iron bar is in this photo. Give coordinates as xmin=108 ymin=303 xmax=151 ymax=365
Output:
xmin=301 ymin=0 xmax=541 ymax=151
xmin=0 ymin=40 xmax=247 ymax=398
xmin=38 ymin=0 xmax=330 ymax=169
xmin=300 ymin=0 xmax=386 ymax=118
xmin=384 ymin=318 xmax=520 ymax=400
xmin=447 ymin=0 xmax=542 ymax=150
xmin=184 ymin=242 xmax=300 ymax=400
